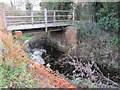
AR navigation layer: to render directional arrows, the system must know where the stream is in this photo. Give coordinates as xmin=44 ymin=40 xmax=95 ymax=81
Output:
xmin=25 ymin=42 xmax=64 ymax=68
xmin=24 ymin=39 xmax=119 ymax=87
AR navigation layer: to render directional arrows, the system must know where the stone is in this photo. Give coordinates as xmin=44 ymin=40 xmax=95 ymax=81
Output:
xmin=65 ymin=27 xmax=77 ymax=49
xmin=31 ymin=49 xmax=46 ymax=65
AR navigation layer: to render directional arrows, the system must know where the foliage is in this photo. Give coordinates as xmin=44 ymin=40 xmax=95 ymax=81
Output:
xmin=39 ymin=1 xmax=73 ymax=10
xmin=22 ymin=34 xmax=33 ymax=42
xmin=0 ymin=61 xmax=36 ymax=88
xmin=96 ymin=3 xmax=120 ymax=32
xmin=76 ymin=22 xmax=119 ymax=82
xmin=39 ymin=1 xmax=74 ymax=22
xmin=26 ymin=1 xmax=32 ymax=10
xmin=75 ymin=2 xmax=94 ymax=21
xmin=0 ymin=32 xmax=38 ymax=88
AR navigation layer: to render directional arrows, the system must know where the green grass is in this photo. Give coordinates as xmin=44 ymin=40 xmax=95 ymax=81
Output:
xmin=0 ymin=39 xmax=8 ymax=58
xmin=22 ymin=34 xmax=33 ymax=42
xmin=0 ymin=61 xmax=36 ymax=88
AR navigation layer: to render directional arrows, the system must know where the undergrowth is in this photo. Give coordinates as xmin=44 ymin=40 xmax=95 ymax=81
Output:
xmin=0 ymin=32 xmax=38 ymax=88
xmin=0 ymin=61 xmax=36 ymax=88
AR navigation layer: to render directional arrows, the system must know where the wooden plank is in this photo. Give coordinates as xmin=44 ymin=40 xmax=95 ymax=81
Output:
xmin=7 ymin=22 xmax=70 ymax=31
xmin=6 ymin=16 xmax=45 ymax=18
xmin=6 ymin=21 xmax=45 ymax=25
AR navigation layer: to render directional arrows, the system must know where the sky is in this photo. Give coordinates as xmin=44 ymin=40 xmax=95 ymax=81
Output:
xmin=0 ymin=0 xmax=41 ymax=10
xmin=0 ymin=0 xmax=11 ymax=4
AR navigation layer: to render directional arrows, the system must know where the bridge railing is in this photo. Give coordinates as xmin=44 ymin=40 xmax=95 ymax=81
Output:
xmin=4 ymin=9 xmax=74 ymax=27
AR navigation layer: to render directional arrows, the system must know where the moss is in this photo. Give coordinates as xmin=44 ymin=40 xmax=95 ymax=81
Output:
xmin=22 ymin=34 xmax=33 ymax=42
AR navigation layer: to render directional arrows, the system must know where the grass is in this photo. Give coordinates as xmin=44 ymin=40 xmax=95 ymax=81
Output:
xmin=0 ymin=33 xmax=37 ymax=88
xmin=0 ymin=61 xmax=36 ymax=88
xmin=22 ymin=34 xmax=33 ymax=42
xmin=0 ymin=39 xmax=8 ymax=58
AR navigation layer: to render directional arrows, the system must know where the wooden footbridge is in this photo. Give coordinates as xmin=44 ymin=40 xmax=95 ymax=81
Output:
xmin=2 ymin=9 xmax=75 ymax=31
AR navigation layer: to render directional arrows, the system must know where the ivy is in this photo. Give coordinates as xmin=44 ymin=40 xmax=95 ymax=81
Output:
xmin=96 ymin=3 xmax=120 ymax=32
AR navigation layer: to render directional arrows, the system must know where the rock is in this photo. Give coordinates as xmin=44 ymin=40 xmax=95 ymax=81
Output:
xmin=30 ymin=49 xmax=46 ymax=65
xmin=33 ymin=49 xmax=46 ymax=56
xmin=77 ymin=83 xmax=89 ymax=88
xmin=31 ymin=54 xmax=45 ymax=64
xmin=65 ymin=27 xmax=77 ymax=49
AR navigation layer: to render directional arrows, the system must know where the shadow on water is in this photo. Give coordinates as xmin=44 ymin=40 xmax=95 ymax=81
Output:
xmin=41 ymin=43 xmax=65 ymax=71
xmin=42 ymin=43 xmax=64 ymax=60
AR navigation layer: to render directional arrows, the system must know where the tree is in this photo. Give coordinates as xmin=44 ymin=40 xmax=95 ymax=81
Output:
xmin=10 ymin=0 xmax=13 ymax=7
xmin=39 ymin=1 xmax=73 ymax=10
xmin=96 ymin=2 xmax=120 ymax=32
xmin=26 ymin=1 xmax=32 ymax=10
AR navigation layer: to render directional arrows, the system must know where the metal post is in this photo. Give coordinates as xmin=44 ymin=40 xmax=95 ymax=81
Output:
xmin=44 ymin=8 xmax=48 ymax=32
xmin=53 ymin=10 xmax=56 ymax=23
xmin=31 ymin=10 xmax=34 ymax=24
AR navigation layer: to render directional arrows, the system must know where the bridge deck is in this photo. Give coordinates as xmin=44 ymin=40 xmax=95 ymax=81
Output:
xmin=7 ymin=22 xmax=71 ymax=31
xmin=4 ymin=10 xmax=74 ymax=31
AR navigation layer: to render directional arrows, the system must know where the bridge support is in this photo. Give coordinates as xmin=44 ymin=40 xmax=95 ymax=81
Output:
xmin=14 ymin=31 xmax=22 ymax=40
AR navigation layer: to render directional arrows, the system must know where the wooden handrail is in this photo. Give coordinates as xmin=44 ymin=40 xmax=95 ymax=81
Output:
xmin=4 ymin=9 xmax=75 ymax=31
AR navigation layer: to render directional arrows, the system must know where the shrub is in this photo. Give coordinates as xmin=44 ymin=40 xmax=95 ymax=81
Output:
xmin=76 ymin=22 xmax=119 ymax=83
xmin=96 ymin=3 xmax=120 ymax=32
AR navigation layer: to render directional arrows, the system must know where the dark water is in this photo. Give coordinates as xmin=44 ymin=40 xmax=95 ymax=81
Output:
xmin=41 ymin=43 xmax=65 ymax=71
xmin=41 ymin=43 xmax=64 ymax=60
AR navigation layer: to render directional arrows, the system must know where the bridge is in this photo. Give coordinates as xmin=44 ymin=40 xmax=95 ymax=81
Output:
xmin=0 ymin=10 xmax=77 ymax=88
xmin=3 ymin=9 xmax=75 ymax=32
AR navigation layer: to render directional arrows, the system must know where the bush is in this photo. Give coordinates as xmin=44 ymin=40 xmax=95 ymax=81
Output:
xmin=76 ymin=22 xmax=119 ymax=83
xmin=96 ymin=3 xmax=120 ymax=32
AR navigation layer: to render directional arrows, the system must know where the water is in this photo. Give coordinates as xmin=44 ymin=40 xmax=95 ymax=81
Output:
xmin=25 ymin=44 xmax=46 ymax=64
xmin=25 ymin=42 xmax=64 ymax=66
